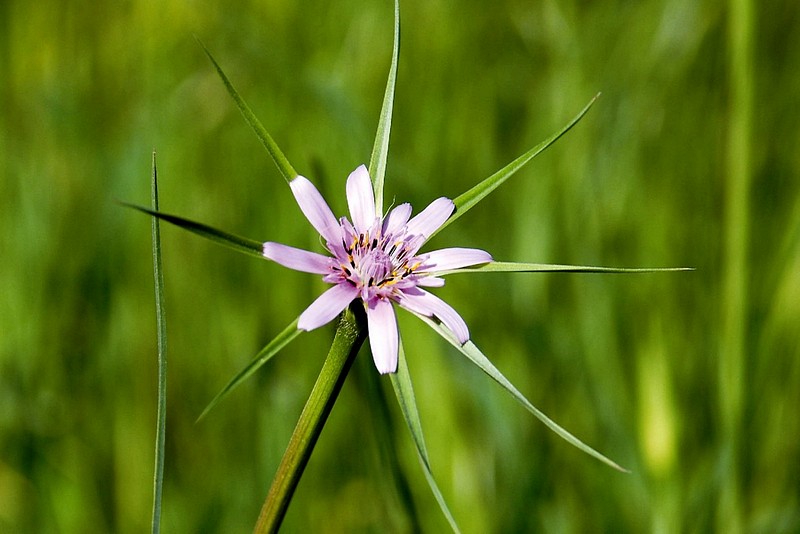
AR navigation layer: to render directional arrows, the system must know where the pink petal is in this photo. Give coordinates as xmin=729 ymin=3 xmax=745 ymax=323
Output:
xmin=397 ymin=288 xmax=470 ymax=344
xmin=415 ymin=276 xmax=445 ymax=287
xmin=404 ymin=197 xmax=454 ymax=241
xmin=297 ymin=283 xmax=359 ymax=331
xmin=263 ymin=242 xmax=333 ymax=274
xmin=420 ymin=248 xmax=493 ymax=272
xmin=382 ymin=203 xmax=412 ymax=236
xmin=367 ymin=298 xmax=399 ymax=374
xmin=346 ymin=165 xmax=376 ymax=233
xmin=290 ymin=176 xmax=341 ymax=245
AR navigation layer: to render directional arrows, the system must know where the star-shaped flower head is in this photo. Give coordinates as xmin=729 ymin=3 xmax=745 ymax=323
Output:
xmin=262 ymin=165 xmax=492 ymax=374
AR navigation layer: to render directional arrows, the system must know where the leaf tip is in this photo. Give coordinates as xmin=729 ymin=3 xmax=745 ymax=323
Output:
xmin=194 ymin=407 xmax=211 ymax=425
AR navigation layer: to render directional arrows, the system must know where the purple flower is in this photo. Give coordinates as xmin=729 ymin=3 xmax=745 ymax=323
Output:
xmin=262 ymin=164 xmax=492 ymax=374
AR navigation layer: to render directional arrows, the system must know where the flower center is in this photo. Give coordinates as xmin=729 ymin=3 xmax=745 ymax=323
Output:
xmin=336 ymin=226 xmax=422 ymax=295
xmin=358 ymin=248 xmax=394 ymax=285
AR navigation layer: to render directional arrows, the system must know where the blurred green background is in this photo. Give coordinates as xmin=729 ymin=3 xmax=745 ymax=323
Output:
xmin=2 ymin=0 xmax=799 ymax=532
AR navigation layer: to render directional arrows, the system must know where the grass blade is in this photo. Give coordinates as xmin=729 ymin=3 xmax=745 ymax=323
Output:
xmin=368 ymin=0 xmax=400 ymax=215
xmin=435 ymin=94 xmax=600 ymax=236
xmin=355 ymin=349 xmax=422 ymax=532
xmin=197 ymin=38 xmax=298 ymax=183
xmin=197 ymin=318 xmax=302 ymax=422
xmin=390 ymin=341 xmax=460 ymax=533
xmin=121 ymin=203 xmax=264 ymax=260
xmin=149 ymin=151 xmax=167 ymax=534
xmin=412 ymin=312 xmax=629 ymax=472
xmin=439 ymin=261 xmax=694 ymax=276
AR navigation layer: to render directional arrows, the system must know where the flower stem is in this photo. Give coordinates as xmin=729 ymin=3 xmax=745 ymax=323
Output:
xmin=254 ymin=306 xmax=367 ymax=533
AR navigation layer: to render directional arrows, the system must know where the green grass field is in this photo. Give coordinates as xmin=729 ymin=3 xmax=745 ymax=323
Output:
xmin=2 ymin=0 xmax=799 ymax=532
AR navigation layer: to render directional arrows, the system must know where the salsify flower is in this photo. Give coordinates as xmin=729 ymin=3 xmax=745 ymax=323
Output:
xmin=262 ymin=164 xmax=492 ymax=374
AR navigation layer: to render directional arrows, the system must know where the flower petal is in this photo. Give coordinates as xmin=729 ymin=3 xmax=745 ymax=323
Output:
xmin=420 ymin=247 xmax=493 ymax=273
xmin=367 ymin=298 xmax=399 ymax=374
xmin=404 ymin=197 xmax=454 ymax=241
xmin=397 ymin=288 xmax=469 ymax=344
xmin=290 ymin=176 xmax=341 ymax=245
xmin=415 ymin=276 xmax=445 ymax=287
xmin=297 ymin=283 xmax=359 ymax=331
xmin=346 ymin=165 xmax=376 ymax=233
xmin=263 ymin=242 xmax=333 ymax=274
xmin=382 ymin=203 xmax=412 ymax=236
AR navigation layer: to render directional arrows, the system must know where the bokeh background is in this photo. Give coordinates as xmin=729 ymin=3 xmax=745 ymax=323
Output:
xmin=2 ymin=0 xmax=799 ymax=532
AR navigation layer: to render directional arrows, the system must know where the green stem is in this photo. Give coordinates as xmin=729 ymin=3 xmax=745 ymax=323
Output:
xmin=254 ymin=306 xmax=367 ymax=533
xmin=719 ymin=0 xmax=753 ymax=531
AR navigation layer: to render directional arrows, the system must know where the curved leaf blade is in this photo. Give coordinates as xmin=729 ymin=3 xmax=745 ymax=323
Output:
xmin=439 ymin=261 xmax=694 ymax=276
xmin=197 ymin=318 xmax=302 ymax=422
xmin=411 ymin=312 xmax=629 ymax=473
xmin=121 ymin=203 xmax=264 ymax=259
xmin=369 ymin=0 xmax=400 ymax=215
xmin=436 ymin=94 xmax=600 ymax=236
xmin=197 ymin=38 xmax=298 ymax=183
xmin=390 ymin=341 xmax=461 ymax=533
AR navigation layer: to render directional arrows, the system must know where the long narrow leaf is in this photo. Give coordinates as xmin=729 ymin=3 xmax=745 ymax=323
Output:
xmin=197 ymin=318 xmax=302 ymax=421
xmin=411 ymin=312 xmax=629 ymax=472
xmin=197 ymin=38 xmax=298 ymax=183
xmin=439 ymin=261 xmax=694 ymax=276
xmin=390 ymin=342 xmax=460 ymax=533
xmin=149 ymin=151 xmax=167 ymax=534
xmin=121 ymin=203 xmax=264 ymax=260
xmin=435 ymin=94 xmax=600 ymax=236
xmin=368 ymin=0 xmax=400 ymax=215
xmin=356 ymin=349 xmax=422 ymax=532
